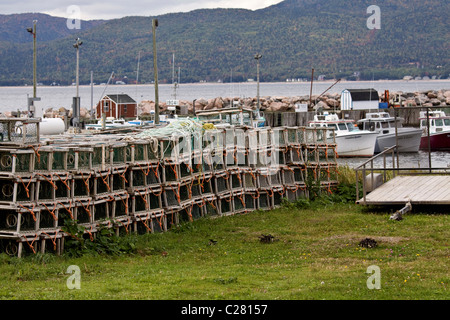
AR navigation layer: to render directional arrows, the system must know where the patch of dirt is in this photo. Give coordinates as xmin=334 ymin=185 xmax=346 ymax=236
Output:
xmin=359 ymin=238 xmax=378 ymax=248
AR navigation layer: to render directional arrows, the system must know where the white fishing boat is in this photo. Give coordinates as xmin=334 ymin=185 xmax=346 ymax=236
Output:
xmin=195 ymin=107 xmax=264 ymax=128
xmin=85 ymin=117 xmax=134 ymax=131
xmin=308 ymin=113 xmax=378 ymax=157
xmin=358 ymin=112 xmax=422 ymax=153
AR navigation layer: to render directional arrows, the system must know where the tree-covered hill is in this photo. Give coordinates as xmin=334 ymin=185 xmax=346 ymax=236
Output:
xmin=0 ymin=0 xmax=448 ymax=86
xmin=0 ymin=13 xmax=104 ymax=43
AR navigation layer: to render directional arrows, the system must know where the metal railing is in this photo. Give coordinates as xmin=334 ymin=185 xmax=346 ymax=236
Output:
xmin=355 ymin=145 xmax=450 ymax=205
xmin=355 ymin=146 xmax=397 ymax=205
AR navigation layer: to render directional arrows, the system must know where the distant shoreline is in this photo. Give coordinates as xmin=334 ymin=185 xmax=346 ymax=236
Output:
xmin=3 ymin=79 xmax=450 ymax=90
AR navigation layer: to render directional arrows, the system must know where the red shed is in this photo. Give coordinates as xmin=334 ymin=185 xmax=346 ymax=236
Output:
xmin=96 ymin=94 xmax=137 ymax=119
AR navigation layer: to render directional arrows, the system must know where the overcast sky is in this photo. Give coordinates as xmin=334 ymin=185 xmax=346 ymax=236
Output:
xmin=1 ymin=0 xmax=284 ymax=20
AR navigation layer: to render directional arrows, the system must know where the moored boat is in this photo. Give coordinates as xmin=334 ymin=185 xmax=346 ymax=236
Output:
xmin=419 ymin=110 xmax=450 ymax=151
xmin=308 ymin=113 xmax=378 ymax=157
xmin=85 ymin=117 xmax=134 ymax=131
xmin=358 ymin=112 xmax=422 ymax=153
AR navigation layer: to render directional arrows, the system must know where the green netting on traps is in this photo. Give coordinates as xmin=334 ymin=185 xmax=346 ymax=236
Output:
xmin=219 ymin=195 xmax=233 ymax=215
xmin=244 ymin=193 xmax=256 ymax=210
xmin=111 ymin=144 xmax=127 ymax=165
xmin=94 ymin=202 xmax=109 ymax=221
xmin=0 ymin=179 xmax=32 ymax=202
xmin=76 ymin=150 xmax=91 ymax=170
xmin=13 ymin=152 xmax=34 ymax=173
xmin=204 ymin=198 xmax=218 ymax=216
xmin=39 ymin=208 xmax=57 ymax=229
xmin=92 ymin=144 xmax=110 ymax=167
xmin=0 ymin=209 xmax=37 ymax=232
xmin=233 ymin=193 xmax=245 ymax=212
xmin=34 ymin=151 xmax=51 ymax=171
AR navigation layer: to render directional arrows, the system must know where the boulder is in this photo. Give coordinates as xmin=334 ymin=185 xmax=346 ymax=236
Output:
xmin=196 ymin=98 xmax=208 ymax=107
xmin=267 ymin=101 xmax=285 ymax=112
xmin=404 ymin=99 xmax=417 ymax=107
xmin=243 ymin=98 xmax=253 ymax=108
xmin=427 ymin=91 xmax=438 ymax=99
xmin=325 ymin=99 xmax=339 ymax=108
xmin=402 ymin=92 xmax=416 ymax=99
xmin=437 ymin=93 xmax=445 ymax=102
xmin=430 ymin=98 xmax=441 ymax=106
xmin=80 ymin=108 xmax=89 ymax=119
xmin=415 ymin=95 xmax=429 ymax=105
xmin=204 ymin=98 xmax=215 ymax=110
xmin=313 ymin=100 xmax=329 ymax=111
xmin=140 ymin=101 xmax=155 ymax=114
xmin=444 ymin=91 xmax=450 ymax=99
xmin=214 ymin=97 xmax=223 ymax=109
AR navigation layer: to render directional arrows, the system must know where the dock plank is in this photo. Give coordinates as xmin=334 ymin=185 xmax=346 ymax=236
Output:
xmin=359 ymin=175 xmax=450 ymax=205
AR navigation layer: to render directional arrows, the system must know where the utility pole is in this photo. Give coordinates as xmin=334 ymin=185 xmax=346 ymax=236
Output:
xmin=27 ymin=20 xmax=40 ymax=117
xmin=254 ymin=54 xmax=262 ymax=116
xmin=32 ymin=21 xmax=37 ymax=99
xmin=73 ymin=38 xmax=83 ymax=131
xmin=90 ymin=71 xmax=94 ymax=118
xmin=309 ymin=68 xmax=315 ymax=109
xmin=152 ymin=19 xmax=160 ymax=125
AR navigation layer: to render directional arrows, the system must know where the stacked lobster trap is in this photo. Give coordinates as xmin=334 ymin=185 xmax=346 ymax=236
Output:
xmin=0 ymin=118 xmax=338 ymax=257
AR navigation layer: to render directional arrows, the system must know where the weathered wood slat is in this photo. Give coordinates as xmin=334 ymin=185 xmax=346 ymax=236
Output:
xmin=362 ymin=175 xmax=450 ymax=205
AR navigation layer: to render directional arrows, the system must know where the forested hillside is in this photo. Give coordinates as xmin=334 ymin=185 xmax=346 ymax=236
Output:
xmin=0 ymin=0 xmax=448 ymax=86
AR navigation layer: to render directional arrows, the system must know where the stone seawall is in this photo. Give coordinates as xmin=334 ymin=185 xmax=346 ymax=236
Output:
xmin=136 ymin=88 xmax=450 ymax=115
xmin=26 ymin=88 xmax=450 ymax=122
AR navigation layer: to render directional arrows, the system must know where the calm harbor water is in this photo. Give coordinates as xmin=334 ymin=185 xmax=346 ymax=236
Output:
xmin=337 ymin=150 xmax=450 ymax=169
xmin=1 ymin=79 xmax=449 ymax=114
xmin=0 ymin=80 xmax=449 ymax=168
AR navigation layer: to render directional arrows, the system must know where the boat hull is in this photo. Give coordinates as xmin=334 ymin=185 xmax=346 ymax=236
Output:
xmin=419 ymin=131 xmax=450 ymax=151
xmin=336 ymin=132 xmax=378 ymax=157
xmin=375 ymin=129 xmax=422 ymax=153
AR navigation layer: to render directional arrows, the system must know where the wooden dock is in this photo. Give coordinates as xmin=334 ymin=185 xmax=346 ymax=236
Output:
xmin=357 ymin=175 xmax=450 ymax=205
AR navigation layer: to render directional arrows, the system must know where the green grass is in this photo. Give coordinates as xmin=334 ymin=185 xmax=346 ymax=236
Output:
xmin=0 ymin=196 xmax=448 ymax=300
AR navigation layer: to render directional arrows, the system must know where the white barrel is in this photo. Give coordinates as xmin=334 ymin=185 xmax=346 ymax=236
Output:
xmin=40 ymin=118 xmax=66 ymax=135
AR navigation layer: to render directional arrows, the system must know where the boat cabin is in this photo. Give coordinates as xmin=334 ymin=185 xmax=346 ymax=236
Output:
xmin=419 ymin=111 xmax=450 ymax=134
xmin=308 ymin=113 xmax=360 ymax=133
xmin=358 ymin=112 xmax=404 ymax=132
xmin=195 ymin=108 xmax=257 ymax=127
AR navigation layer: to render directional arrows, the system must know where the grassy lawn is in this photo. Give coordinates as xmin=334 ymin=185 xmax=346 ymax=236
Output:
xmin=0 ymin=197 xmax=448 ymax=300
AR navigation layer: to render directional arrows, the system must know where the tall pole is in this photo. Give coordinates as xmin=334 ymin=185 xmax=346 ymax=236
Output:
xmin=254 ymin=54 xmax=262 ymax=117
xmin=27 ymin=20 xmax=39 ymax=117
xmin=152 ymin=19 xmax=160 ymax=125
xmin=309 ymin=68 xmax=315 ymax=109
xmin=426 ymin=107 xmax=432 ymax=173
xmin=33 ymin=20 xmax=37 ymax=100
xmin=73 ymin=38 xmax=82 ymax=130
xmin=90 ymin=71 xmax=94 ymax=117
xmin=76 ymin=44 xmax=80 ymax=99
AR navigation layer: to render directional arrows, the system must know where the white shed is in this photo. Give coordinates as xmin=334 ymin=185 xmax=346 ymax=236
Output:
xmin=341 ymin=89 xmax=380 ymax=110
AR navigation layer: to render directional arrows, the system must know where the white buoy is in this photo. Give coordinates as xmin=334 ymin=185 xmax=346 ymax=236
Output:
xmin=40 ymin=118 xmax=65 ymax=135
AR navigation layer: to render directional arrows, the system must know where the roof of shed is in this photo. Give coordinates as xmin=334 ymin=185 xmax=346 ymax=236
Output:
xmin=104 ymin=94 xmax=136 ymax=104
xmin=345 ymin=89 xmax=379 ymax=101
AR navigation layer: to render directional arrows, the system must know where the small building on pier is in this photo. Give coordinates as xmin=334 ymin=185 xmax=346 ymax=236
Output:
xmin=341 ymin=88 xmax=380 ymax=111
xmin=96 ymin=94 xmax=137 ymax=119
